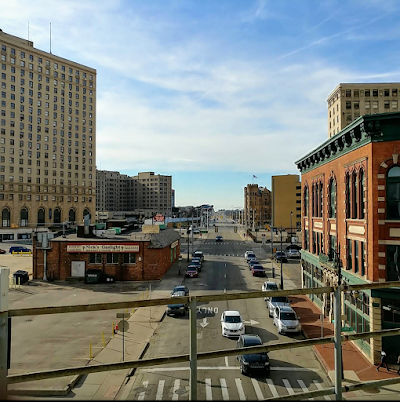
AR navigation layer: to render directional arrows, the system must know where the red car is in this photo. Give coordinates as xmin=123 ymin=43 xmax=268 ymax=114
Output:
xmin=186 ymin=266 xmax=198 ymax=278
xmin=252 ymin=264 xmax=266 ymax=277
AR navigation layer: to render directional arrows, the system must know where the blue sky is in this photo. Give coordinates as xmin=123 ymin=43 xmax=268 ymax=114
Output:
xmin=2 ymin=0 xmax=400 ymax=210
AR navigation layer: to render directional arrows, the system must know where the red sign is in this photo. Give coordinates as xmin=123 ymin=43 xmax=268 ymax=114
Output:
xmin=154 ymin=214 xmax=165 ymax=222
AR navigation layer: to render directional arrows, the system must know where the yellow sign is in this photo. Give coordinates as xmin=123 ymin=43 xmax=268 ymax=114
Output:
xmin=67 ymin=243 xmax=140 ymax=253
xmin=171 ymin=240 xmax=179 ymax=248
xmin=142 ymin=225 xmax=160 ymax=233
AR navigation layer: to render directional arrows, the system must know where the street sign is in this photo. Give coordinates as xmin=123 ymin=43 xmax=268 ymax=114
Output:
xmin=341 ymin=326 xmax=354 ymax=332
xmin=118 ymin=320 xmax=130 ymax=332
xmin=116 ymin=313 xmax=130 ymax=319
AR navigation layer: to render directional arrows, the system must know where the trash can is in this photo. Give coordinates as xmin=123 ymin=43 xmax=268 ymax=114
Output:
xmin=85 ymin=269 xmax=102 ymax=284
xmin=13 ymin=270 xmax=29 ymax=284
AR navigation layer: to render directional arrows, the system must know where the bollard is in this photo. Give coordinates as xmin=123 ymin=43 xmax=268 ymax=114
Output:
xmin=112 ymin=322 xmax=115 ymax=337
xmin=18 ymin=277 xmax=20 ymax=289
xmin=89 ymin=342 xmax=92 ymax=359
xmin=101 ymin=331 xmax=105 ymax=348
xmin=14 ymin=277 xmax=16 ymax=290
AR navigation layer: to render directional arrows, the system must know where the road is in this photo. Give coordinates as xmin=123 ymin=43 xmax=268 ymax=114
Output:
xmin=124 ymin=220 xmax=333 ymax=400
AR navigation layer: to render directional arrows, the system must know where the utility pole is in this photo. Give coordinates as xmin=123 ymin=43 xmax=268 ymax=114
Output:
xmin=290 ymin=211 xmax=293 ymax=243
xmin=191 ymin=211 xmax=194 ymax=257
xmin=189 ymin=298 xmax=197 ymax=400
xmin=280 ymin=227 xmax=284 ymax=290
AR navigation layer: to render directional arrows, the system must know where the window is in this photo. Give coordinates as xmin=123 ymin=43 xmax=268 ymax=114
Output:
xmin=329 ymin=235 xmax=336 ymax=261
xmin=387 ymin=245 xmax=400 ymax=281
xmin=384 ymin=101 xmax=390 ymax=109
xmin=386 ymin=166 xmax=400 ymax=219
xmin=346 ymin=101 xmax=351 ymax=109
xmin=354 ymin=241 xmax=359 ymax=274
xmin=329 ymin=178 xmax=336 ymax=218
xmin=345 ymin=89 xmax=351 ymax=97
xmin=354 ymin=89 xmax=359 ymax=97
xmin=352 ymin=171 xmax=358 ymax=219
xmin=373 ymin=89 xmax=378 ymax=97
xmin=384 ymin=89 xmax=390 ymax=96
xmin=89 ymin=253 xmax=102 ymax=264
xmin=361 ymin=242 xmax=365 ymax=276
xmin=304 ymin=186 xmax=309 ymax=216
xmin=365 ymin=90 xmax=370 ymax=97
xmin=106 ymin=253 xmax=119 ymax=264
xmin=123 ymin=253 xmax=136 ymax=264
xmin=354 ymin=101 xmax=359 ymax=110
xmin=347 ymin=239 xmax=352 ymax=271
xmin=392 ymin=101 xmax=398 ymax=109
xmin=346 ymin=173 xmax=351 ymax=218
xmin=365 ymin=101 xmax=370 ymax=109
xmin=359 ymin=170 xmax=365 ymax=219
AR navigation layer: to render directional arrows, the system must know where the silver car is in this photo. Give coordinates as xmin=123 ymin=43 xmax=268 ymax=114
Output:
xmin=266 ymin=296 xmax=290 ymax=318
xmin=287 ymin=249 xmax=301 ymax=259
xmin=273 ymin=306 xmax=301 ymax=335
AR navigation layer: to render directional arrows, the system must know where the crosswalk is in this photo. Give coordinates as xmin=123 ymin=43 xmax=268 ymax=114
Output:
xmin=130 ymin=376 xmax=333 ymax=400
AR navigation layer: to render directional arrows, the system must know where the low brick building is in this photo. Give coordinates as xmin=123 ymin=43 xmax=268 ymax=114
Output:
xmin=33 ymin=228 xmax=180 ymax=281
xmin=295 ymin=112 xmax=400 ymax=365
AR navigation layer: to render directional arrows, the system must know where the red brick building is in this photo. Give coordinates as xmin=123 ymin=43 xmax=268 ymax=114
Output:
xmin=295 ymin=112 xmax=400 ymax=365
xmin=33 ymin=227 xmax=180 ymax=281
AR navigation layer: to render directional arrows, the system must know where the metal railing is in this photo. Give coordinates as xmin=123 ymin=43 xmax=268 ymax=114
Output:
xmin=1 ymin=268 xmax=400 ymax=400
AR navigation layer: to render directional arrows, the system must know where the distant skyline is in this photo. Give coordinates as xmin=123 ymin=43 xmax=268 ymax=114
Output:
xmin=3 ymin=0 xmax=400 ymax=209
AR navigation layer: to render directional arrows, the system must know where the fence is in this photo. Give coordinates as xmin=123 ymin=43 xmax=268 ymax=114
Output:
xmin=1 ymin=268 xmax=400 ymax=400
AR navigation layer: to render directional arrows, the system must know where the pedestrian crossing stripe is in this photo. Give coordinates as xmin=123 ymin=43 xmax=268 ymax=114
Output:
xmin=132 ymin=377 xmax=332 ymax=400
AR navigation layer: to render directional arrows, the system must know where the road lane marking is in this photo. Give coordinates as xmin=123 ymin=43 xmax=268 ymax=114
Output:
xmin=225 ymin=357 xmax=229 ymax=367
xmin=251 ymin=378 xmax=264 ymax=400
xmin=235 ymin=378 xmax=246 ymax=400
xmin=313 ymin=380 xmax=331 ymax=400
xmin=266 ymin=378 xmax=279 ymax=398
xmin=297 ymin=379 xmax=312 ymax=400
xmin=172 ymin=379 xmax=180 ymax=401
xmin=220 ymin=378 xmax=229 ymax=401
xmin=138 ymin=380 xmax=148 ymax=401
xmin=156 ymin=380 xmax=165 ymax=400
xmin=141 ymin=366 xmax=320 ymax=372
xmin=282 ymin=379 xmax=295 ymax=395
xmin=205 ymin=378 xmax=212 ymax=400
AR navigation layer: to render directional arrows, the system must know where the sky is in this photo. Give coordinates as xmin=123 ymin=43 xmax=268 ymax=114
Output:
xmin=2 ymin=0 xmax=400 ymax=210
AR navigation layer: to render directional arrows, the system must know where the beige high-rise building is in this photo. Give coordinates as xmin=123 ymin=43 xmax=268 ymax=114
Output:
xmin=271 ymin=174 xmax=301 ymax=231
xmin=327 ymin=83 xmax=400 ymax=138
xmin=243 ymin=184 xmax=271 ymax=229
xmin=0 ymin=30 xmax=96 ymax=237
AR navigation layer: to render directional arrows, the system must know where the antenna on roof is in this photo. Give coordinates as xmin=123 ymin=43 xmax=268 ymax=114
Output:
xmin=49 ymin=22 xmax=52 ymax=54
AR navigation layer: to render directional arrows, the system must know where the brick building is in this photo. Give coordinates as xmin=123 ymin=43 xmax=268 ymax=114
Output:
xmin=243 ymin=184 xmax=271 ymax=229
xmin=295 ymin=112 xmax=400 ymax=365
xmin=33 ymin=227 xmax=180 ymax=281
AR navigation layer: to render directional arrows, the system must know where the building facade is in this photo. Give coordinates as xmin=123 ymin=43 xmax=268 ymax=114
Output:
xmin=271 ymin=174 xmax=301 ymax=230
xmin=295 ymin=112 xmax=400 ymax=365
xmin=327 ymin=83 xmax=400 ymax=138
xmin=243 ymin=184 xmax=271 ymax=229
xmin=96 ymin=170 xmax=172 ymax=219
xmin=0 ymin=30 xmax=96 ymax=235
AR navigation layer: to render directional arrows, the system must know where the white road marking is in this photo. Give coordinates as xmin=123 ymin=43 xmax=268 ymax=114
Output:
xmin=313 ymin=380 xmax=331 ymax=400
xmin=141 ymin=366 xmax=318 ymax=372
xmin=225 ymin=356 xmax=229 ymax=367
xmin=298 ymin=379 xmax=312 ymax=400
xmin=220 ymin=378 xmax=229 ymax=401
xmin=138 ymin=380 xmax=148 ymax=401
xmin=266 ymin=378 xmax=279 ymax=398
xmin=156 ymin=380 xmax=165 ymax=400
xmin=235 ymin=378 xmax=246 ymax=400
xmin=205 ymin=378 xmax=212 ymax=400
xmin=282 ymin=379 xmax=295 ymax=395
xmin=251 ymin=378 xmax=264 ymax=400
xmin=172 ymin=379 xmax=180 ymax=401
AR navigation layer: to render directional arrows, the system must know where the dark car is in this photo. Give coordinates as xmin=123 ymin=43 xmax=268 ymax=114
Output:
xmin=248 ymin=259 xmax=260 ymax=269
xmin=252 ymin=264 xmax=266 ymax=277
xmin=167 ymin=290 xmax=188 ymax=316
xmin=216 ymin=236 xmax=223 ymax=242
xmin=275 ymin=251 xmax=287 ymax=263
xmin=246 ymin=253 xmax=257 ymax=263
xmin=190 ymin=260 xmax=202 ymax=272
xmin=0 ymin=249 xmax=6 ymax=254
xmin=193 ymin=250 xmax=204 ymax=262
xmin=172 ymin=285 xmax=189 ymax=296
xmin=237 ymin=334 xmax=270 ymax=375
xmin=186 ymin=266 xmax=199 ymax=278
xmin=9 ymin=246 xmax=31 ymax=254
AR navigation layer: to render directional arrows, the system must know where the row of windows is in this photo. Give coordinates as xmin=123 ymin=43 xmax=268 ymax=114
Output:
xmin=0 ymin=128 xmax=93 ymax=142
xmin=344 ymin=89 xmax=397 ymax=98
xmin=0 ymin=194 xmax=92 ymax=202
xmin=89 ymin=253 xmax=137 ymax=264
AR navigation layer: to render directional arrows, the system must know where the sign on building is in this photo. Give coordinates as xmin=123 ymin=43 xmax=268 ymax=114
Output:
xmin=142 ymin=225 xmax=160 ymax=234
xmin=67 ymin=243 xmax=140 ymax=253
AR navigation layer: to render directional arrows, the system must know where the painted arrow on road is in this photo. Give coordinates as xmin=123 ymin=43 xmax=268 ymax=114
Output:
xmin=200 ymin=317 xmax=209 ymax=328
xmin=244 ymin=319 xmax=259 ymax=325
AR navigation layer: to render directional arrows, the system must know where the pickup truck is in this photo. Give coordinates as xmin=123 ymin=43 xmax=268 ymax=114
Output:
xmin=266 ymin=295 xmax=290 ymax=318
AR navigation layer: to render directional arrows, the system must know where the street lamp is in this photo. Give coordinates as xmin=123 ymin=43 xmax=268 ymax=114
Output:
xmin=280 ymin=226 xmax=284 ymax=290
xmin=290 ymin=211 xmax=293 ymax=244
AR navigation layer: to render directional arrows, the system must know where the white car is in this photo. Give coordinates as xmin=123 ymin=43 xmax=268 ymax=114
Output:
xmin=244 ymin=250 xmax=254 ymax=259
xmin=261 ymin=281 xmax=279 ymax=300
xmin=221 ymin=310 xmax=245 ymax=337
xmin=273 ymin=306 xmax=301 ymax=335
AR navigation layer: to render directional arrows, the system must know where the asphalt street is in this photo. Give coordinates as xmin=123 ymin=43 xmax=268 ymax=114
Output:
xmin=124 ymin=220 xmax=333 ymax=401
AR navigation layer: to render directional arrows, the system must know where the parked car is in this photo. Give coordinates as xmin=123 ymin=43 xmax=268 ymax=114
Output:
xmin=236 ymin=334 xmax=270 ymax=375
xmin=248 ymin=259 xmax=260 ymax=269
xmin=275 ymin=251 xmax=287 ymax=263
xmin=9 ymin=246 xmax=30 ymax=254
xmin=190 ymin=260 xmax=202 ymax=272
xmin=191 ymin=256 xmax=202 ymax=266
xmin=246 ymin=253 xmax=257 ymax=263
xmin=193 ymin=250 xmax=204 ymax=262
xmin=186 ymin=265 xmax=199 ymax=278
xmin=244 ymin=250 xmax=254 ymax=259
xmin=262 ymin=281 xmax=278 ymax=300
xmin=287 ymin=249 xmax=301 ymax=259
xmin=266 ymin=296 xmax=290 ymax=317
xmin=221 ymin=310 xmax=245 ymax=337
xmin=216 ymin=236 xmax=223 ymax=242
xmin=252 ymin=264 xmax=266 ymax=277
xmin=0 ymin=249 xmax=6 ymax=254
xmin=172 ymin=285 xmax=189 ymax=296
xmin=273 ymin=306 xmax=301 ymax=335
xmin=167 ymin=290 xmax=188 ymax=316
xmin=193 ymin=229 xmax=200 ymax=234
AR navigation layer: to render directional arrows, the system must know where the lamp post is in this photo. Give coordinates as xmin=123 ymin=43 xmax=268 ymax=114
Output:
xmin=280 ymin=226 xmax=284 ymax=290
xmin=290 ymin=211 xmax=293 ymax=244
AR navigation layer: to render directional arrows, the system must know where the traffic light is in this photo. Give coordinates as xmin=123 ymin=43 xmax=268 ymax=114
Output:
xmin=234 ymin=226 xmax=237 ymax=233
xmin=215 ymin=226 xmax=218 ymax=232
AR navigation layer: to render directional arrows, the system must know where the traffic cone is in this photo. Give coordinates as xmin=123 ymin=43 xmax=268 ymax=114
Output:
xmin=114 ymin=322 xmax=118 ymax=334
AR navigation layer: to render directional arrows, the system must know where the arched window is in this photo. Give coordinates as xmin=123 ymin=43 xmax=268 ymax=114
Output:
xmin=319 ymin=181 xmax=323 ymax=218
xmin=304 ymin=186 xmax=309 ymax=216
xmin=312 ymin=184 xmax=316 ymax=216
xmin=69 ymin=208 xmax=76 ymax=223
xmin=37 ymin=208 xmax=45 ymax=226
xmin=2 ymin=208 xmax=10 ymax=227
xmin=346 ymin=173 xmax=351 ymax=219
xmin=54 ymin=208 xmax=61 ymax=224
xmin=387 ymin=166 xmax=400 ymax=219
xmin=83 ymin=208 xmax=90 ymax=219
xmin=359 ymin=170 xmax=365 ymax=219
xmin=352 ymin=171 xmax=358 ymax=219
xmin=20 ymin=208 xmax=28 ymax=227
xmin=329 ymin=179 xmax=336 ymax=218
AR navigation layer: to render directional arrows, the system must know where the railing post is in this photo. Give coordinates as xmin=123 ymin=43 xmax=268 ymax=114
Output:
xmin=189 ymin=298 xmax=197 ymax=401
xmin=334 ymin=247 xmax=343 ymax=400
xmin=0 ymin=268 xmax=10 ymax=400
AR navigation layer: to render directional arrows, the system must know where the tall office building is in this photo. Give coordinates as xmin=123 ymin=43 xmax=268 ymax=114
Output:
xmin=0 ymin=30 xmax=96 ymax=235
xmin=96 ymin=170 xmax=172 ymax=219
xmin=327 ymin=83 xmax=400 ymax=138
xmin=243 ymin=184 xmax=271 ymax=229
xmin=271 ymin=174 xmax=301 ymax=230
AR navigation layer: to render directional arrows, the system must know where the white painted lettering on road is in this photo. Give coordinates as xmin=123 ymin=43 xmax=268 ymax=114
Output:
xmin=172 ymin=379 xmax=180 ymax=401
xmin=156 ymin=380 xmax=165 ymax=400
xmin=266 ymin=378 xmax=279 ymax=398
xmin=235 ymin=378 xmax=246 ymax=400
xmin=282 ymin=379 xmax=295 ymax=395
xmin=205 ymin=378 xmax=212 ymax=400
xmin=138 ymin=380 xmax=148 ymax=401
xmin=200 ymin=317 xmax=209 ymax=328
xmin=220 ymin=378 xmax=229 ymax=401
xmin=251 ymin=378 xmax=264 ymax=400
